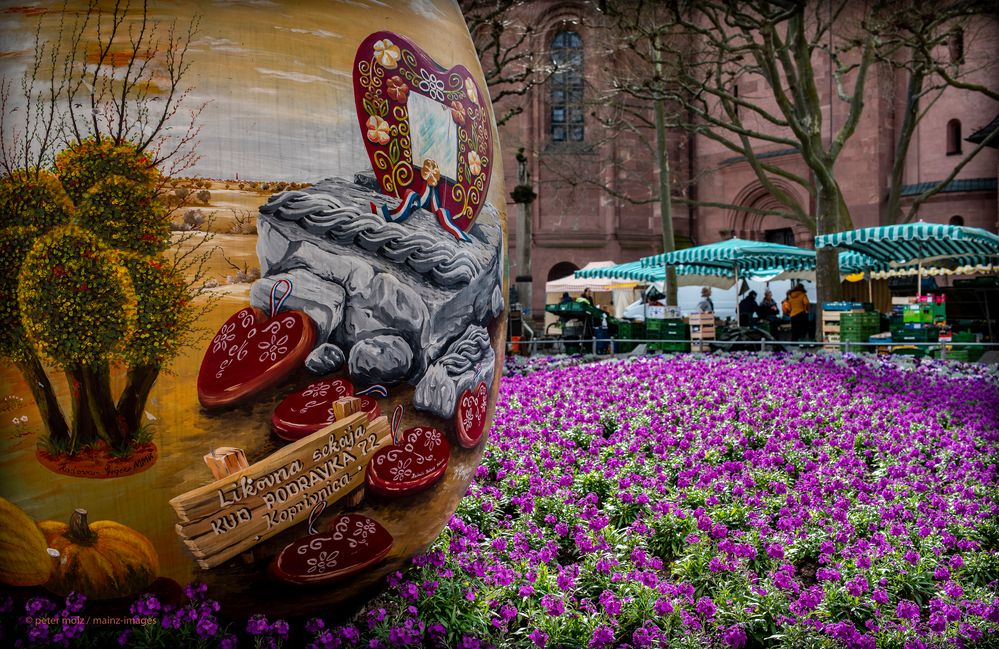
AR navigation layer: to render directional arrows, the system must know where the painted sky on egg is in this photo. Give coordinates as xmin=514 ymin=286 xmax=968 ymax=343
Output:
xmin=0 ymin=0 xmax=488 ymax=183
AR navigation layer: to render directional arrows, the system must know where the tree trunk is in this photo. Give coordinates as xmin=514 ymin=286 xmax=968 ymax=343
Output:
xmin=80 ymin=363 xmax=128 ymax=450
xmin=15 ymin=353 xmax=70 ymax=447
xmin=654 ymin=97 xmax=678 ymax=306
xmin=66 ymin=368 xmax=99 ymax=453
xmin=885 ymin=63 xmax=925 ymax=224
xmin=814 ymin=184 xmax=849 ymax=335
xmin=116 ymin=363 xmax=160 ymax=437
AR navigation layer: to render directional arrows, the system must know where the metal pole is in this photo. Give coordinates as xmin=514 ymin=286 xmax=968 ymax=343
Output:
xmin=917 ymin=241 xmax=924 ymax=299
xmin=734 ymin=263 xmax=740 ymax=325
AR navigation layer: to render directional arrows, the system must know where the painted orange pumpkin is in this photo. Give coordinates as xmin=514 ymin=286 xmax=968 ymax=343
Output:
xmin=0 ymin=497 xmax=53 ymax=587
xmin=38 ymin=508 xmax=159 ymax=599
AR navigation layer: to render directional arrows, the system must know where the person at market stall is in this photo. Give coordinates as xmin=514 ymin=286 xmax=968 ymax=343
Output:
xmin=576 ymin=288 xmax=594 ymax=306
xmin=560 ymin=291 xmax=573 ymax=305
xmin=738 ymin=291 xmax=758 ymax=327
xmin=698 ymin=287 xmax=714 ymax=313
xmin=758 ymin=289 xmax=780 ymax=325
xmin=786 ymin=284 xmax=810 ymax=341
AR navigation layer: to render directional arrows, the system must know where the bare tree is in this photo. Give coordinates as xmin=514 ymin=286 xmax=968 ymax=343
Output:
xmin=873 ymin=2 xmax=999 ymax=223
xmin=460 ymin=0 xmax=561 ymax=125
xmin=588 ymin=0 xmax=995 ymax=309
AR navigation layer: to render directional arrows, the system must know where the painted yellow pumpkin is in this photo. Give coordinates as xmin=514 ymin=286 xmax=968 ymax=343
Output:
xmin=0 ymin=497 xmax=53 ymax=587
xmin=39 ymin=508 xmax=159 ymax=599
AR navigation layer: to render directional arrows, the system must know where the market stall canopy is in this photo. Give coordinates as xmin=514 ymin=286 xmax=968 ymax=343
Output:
xmin=574 ymin=259 xmax=793 ymax=289
xmin=814 ymin=223 xmax=999 ymax=267
xmin=545 ymin=261 xmax=619 ymax=293
xmin=640 ymin=238 xmax=816 ymax=272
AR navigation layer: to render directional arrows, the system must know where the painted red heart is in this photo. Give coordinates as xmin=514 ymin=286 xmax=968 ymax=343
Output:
xmin=353 ymin=31 xmax=493 ymax=235
xmin=269 ymin=513 xmax=393 ymax=586
xmin=197 ymin=308 xmax=316 ymax=408
xmin=271 ymin=379 xmax=382 ymax=441
xmin=366 ymin=426 xmax=449 ymax=497
xmin=454 ymin=382 xmax=488 ymax=448
xmin=271 ymin=377 xmax=354 ymax=438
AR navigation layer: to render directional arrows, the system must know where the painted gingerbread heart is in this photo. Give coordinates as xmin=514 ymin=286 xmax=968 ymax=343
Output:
xmin=269 ymin=513 xmax=393 ymax=586
xmin=353 ymin=31 xmax=493 ymax=240
xmin=271 ymin=378 xmax=382 ymax=441
xmin=454 ymin=381 xmax=488 ymax=448
xmin=197 ymin=307 xmax=316 ymax=408
xmin=366 ymin=426 xmax=449 ymax=497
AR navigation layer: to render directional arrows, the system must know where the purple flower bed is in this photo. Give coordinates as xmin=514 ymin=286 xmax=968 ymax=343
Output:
xmin=344 ymin=354 xmax=998 ymax=648
xmin=3 ymin=354 xmax=997 ymax=648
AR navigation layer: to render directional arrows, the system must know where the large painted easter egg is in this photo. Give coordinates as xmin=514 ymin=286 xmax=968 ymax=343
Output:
xmin=0 ymin=0 xmax=504 ymax=619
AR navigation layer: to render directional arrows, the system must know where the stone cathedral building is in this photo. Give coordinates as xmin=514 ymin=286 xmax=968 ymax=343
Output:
xmin=492 ymin=2 xmax=999 ymax=317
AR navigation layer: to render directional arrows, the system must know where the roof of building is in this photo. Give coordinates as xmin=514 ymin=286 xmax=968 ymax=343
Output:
xmin=722 ymin=147 xmax=799 ymax=165
xmin=967 ymin=113 xmax=999 ymax=148
xmin=900 ymin=177 xmax=997 ymax=197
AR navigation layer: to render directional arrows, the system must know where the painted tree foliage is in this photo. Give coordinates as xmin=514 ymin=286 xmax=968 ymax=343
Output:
xmin=0 ymin=1 xmax=204 ymax=456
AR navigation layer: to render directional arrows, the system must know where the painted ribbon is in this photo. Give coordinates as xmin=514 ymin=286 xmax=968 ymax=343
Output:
xmin=391 ymin=404 xmax=404 ymax=445
xmin=357 ymin=384 xmax=388 ymax=398
xmin=370 ymin=184 xmax=470 ymax=243
xmin=269 ymin=278 xmax=294 ymax=318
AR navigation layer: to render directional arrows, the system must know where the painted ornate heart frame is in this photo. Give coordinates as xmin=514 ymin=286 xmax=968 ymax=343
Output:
xmin=353 ymin=31 xmax=493 ymax=240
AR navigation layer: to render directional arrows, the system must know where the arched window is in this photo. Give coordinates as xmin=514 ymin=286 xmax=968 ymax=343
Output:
xmin=550 ymin=30 xmax=584 ymax=143
xmin=949 ymin=215 xmax=964 ymax=226
xmin=948 ymin=28 xmax=964 ymax=65
xmin=547 ymin=261 xmax=579 ymax=282
xmin=946 ymin=119 xmax=962 ymax=155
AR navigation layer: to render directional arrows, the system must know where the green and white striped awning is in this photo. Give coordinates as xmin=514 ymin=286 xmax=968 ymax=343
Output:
xmin=575 ymin=261 xmax=741 ymax=282
xmin=815 ymin=223 xmax=999 ymax=266
xmin=640 ymin=238 xmax=817 ymax=272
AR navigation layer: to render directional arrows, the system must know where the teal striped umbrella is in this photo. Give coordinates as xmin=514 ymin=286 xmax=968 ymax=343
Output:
xmin=640 ymin=238 xmax=817 ymax=271
xmin=815 ymin=223 xmax=999 ymax=265
xmin=639 ymin=239 xmax=818 ymax=321
xmin=575 ymin=260 xmax=791 ymax=288
xmin=816 ymin=223 xmax=999 ymax=297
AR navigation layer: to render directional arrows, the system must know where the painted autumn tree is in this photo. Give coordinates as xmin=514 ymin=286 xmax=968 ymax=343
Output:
xmin=0 ymin=1 xmax=204 ymax=456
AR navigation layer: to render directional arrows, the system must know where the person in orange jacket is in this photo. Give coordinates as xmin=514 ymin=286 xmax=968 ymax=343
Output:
xmin=786 ymin=284 xmax=810 ymax=341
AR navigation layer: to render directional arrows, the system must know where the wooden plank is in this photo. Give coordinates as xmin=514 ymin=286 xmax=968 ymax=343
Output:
xmin=168 ymin=412 xmax=391 ymax=569
xmin=185 ymin=466 xmax=370 ymax=570
xmin=170 ymin=412 xmax=379 ymax=521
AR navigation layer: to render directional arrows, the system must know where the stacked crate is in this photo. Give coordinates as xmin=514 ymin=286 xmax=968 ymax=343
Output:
xmin=839 ymin=311 xmax=880 ymax=345
xmin=821 ymin=302 xmax=867 ymax=350
xmin=613 ymin=320 xmax=643 ymax=354
xmin=660 ymin=319 xmax=690 ymax=353
xmin=646 ymin=318 xmax=689 ymax=352
xmin=938 ymin=331 xmax=984 ymax=363
xmin=891 ymin=299 xmax=941 ymax=357
xmin=688 ymin=313 xmax=715 ymax=352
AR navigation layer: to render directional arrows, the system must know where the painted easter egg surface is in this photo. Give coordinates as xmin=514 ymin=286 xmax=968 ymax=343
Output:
xmin=3 ymin=0 xmax=505 ymax=622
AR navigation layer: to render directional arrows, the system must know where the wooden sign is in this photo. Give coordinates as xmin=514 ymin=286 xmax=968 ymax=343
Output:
xmin=169 ymin=412 xmax=390 ymax=569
